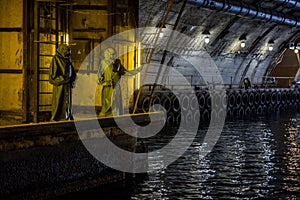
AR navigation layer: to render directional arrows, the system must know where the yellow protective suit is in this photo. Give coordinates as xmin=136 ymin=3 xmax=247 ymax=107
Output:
xmin=97 ymin=48 xmax=126 ymax=117
xmin=49 ymin=44 xmax=76 ymax=121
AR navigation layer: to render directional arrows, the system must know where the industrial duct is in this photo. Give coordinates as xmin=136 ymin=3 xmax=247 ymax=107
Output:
xmin=273 ymin=0 xmax=300 ymax=10
xmin=186 ymin=0 xmax=300 ymax=27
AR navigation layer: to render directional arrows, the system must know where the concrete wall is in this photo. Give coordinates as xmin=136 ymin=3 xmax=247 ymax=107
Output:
xmin=0 ymin=115 xmax=151 ymax=199
xmin=138 ymin=1 xmax=295 ymax=88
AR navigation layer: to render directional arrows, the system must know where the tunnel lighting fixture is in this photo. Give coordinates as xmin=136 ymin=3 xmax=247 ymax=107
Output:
xmin=288 ymin=42 xmax=300 ymax=53
xmin=202 ymin=29 xmax=211 ymax=44
xmin=289 ymin=42 xmax=295 ymax=50
xmin=204 ymin=36 xmax=210 ymax=44
xmin=156 ymin=22 xmax=166 ymax=38
xmin=239 ymin=34 xmax=247 ymax=48
xmin=268 ymin=40 xmax=274 ymax=51
xmin=240 ymin=41 xmax=246 ymax=48
xmin=268 ymin=45 xmax=274 ymax=51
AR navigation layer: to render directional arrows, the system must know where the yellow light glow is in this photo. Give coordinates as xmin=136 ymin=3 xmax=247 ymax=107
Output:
xmin=137 ymin=42 xmax=141 ymax=89
xmin=65 ymin=33 xmax=69 ymax=45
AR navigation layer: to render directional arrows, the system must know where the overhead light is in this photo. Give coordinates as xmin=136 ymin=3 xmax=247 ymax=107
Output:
xmin=268 ymin=46 xmax=273 ymax=51
xmin=240 ymin=41 xmax=246 ymax=48
xmin=202 ymin=29 xmax=211 ymax=44
xmin=204 ymin=36 xmax=210 ymax=44
xmin=159 ymin=32 xmax=164 ymax=38
xmin=288 ymin=42 xmax=300 ymax=53
xmin=268 ymin=40 xmax=274 ymax=51
xmin=289 ymin=42 xmax=295 ymax=50
xmin=156 ymin=22 xmax=166 ymax=38
xmin=239 ymin=34 xmax=247 ymax=48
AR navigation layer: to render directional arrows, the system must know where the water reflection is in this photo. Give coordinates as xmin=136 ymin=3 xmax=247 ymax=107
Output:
xmin=268 ymin=114 xmax=300 ymax=198
xmin=61 ymin=112 xmax=300 ymax=199
xmin=130 ymin=113 xmax=299 ymax=199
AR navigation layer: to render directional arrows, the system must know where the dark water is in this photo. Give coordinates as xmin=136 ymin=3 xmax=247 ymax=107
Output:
xmin=62 ymin=112 xmax=300 ymax=199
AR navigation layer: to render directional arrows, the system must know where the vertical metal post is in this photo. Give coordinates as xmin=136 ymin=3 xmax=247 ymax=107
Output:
xmin=132 ymin=0 xmax=175 ymax=113
xmin=55 ymin=2 xmax=59 ymax=46
xmin=147 ymin=0 xmax=187 ymax=111
xmin=132 ymin=0 xmax=139 ymax=113
xmin=31 ymin=0 xmax=40 ymax=123
xmin=22 ymin=0 xmax=29 ymax=123
xmin=108 ymin=0 xmax=115 ymax=36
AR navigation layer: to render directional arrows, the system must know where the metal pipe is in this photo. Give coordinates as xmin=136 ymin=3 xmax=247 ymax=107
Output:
xmin=187 ymin=0 xmax=300 ymax=27
xmin=273 ymin=0 xmax=300 ymax=10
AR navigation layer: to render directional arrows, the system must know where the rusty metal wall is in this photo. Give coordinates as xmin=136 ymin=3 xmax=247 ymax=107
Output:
xmin=71 ymin=0 xmax=139 ymax=111
xmin=0 ymin=0 xmax=23 ymax=112
xmin=0 ymin=0 xmax=139 ymax=125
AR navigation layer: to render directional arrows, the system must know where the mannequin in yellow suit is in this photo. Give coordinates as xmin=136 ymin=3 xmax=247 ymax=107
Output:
xmin=97 ymin=47 xmax=141 ymax=117
xmin=49 ymin=44 xmax=76 ymax=121
xmin=97 ymin=48 xmax=124 ymax=117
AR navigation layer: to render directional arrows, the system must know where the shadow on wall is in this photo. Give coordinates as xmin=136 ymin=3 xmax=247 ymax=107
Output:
xmin=73 ymin=73 xmax=98 ymax=107
xmin=72 ymin=73 xmax=136 ymax=114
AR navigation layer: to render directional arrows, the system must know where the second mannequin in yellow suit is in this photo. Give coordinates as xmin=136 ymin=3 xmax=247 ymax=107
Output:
xmin=97 ymin=48 xmax=126 ymax=117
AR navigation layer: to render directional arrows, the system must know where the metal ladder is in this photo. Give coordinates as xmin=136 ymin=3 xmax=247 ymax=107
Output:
xmin=133 ymin=0 xmax=188 ymax=113
xmin=32 ymin=0 xmax=60 ymax=122
xmin=33 ymin=0 xmax=70 ymax=122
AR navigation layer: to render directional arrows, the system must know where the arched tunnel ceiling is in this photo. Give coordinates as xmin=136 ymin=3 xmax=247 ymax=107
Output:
xmin=139 ymin=0 xmax=300 ymax=86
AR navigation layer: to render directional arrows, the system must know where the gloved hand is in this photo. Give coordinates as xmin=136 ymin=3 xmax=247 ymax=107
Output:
xmin=112 ymin=59 xmax=121 ymax=72
xmin=64 ymin=77 xmax=70 ymax=84
xmin=101 ymin=80 xmax=113 ymax=86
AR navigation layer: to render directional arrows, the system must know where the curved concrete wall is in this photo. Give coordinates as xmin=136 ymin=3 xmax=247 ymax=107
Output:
xmin=139 ymin=0 xmax=297 ymax=86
